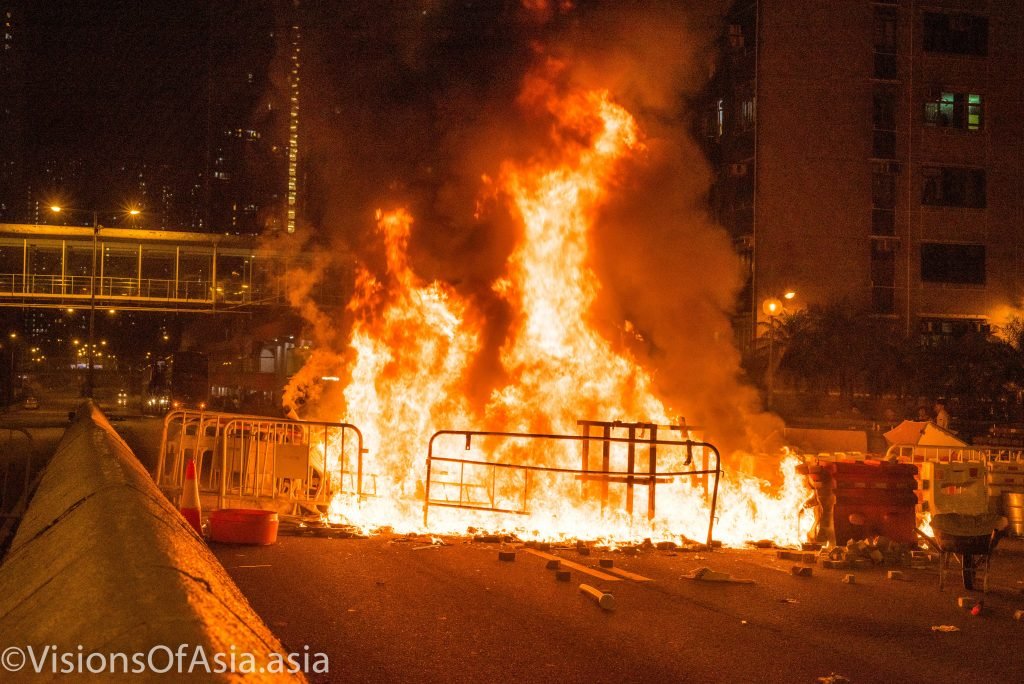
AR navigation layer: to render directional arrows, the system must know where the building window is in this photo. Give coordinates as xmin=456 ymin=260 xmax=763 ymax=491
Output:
xmin=920 ymin=243 xmax=985 ymax=285
xmin=705 ymin=98 xmax=725 ymax=141
xmin=923 ymin=92 xmax=983 ymax=130
xmin=737 ymin=92 xmax=755 ymax=132
xmin=920 ymin=317 xmax=989 ymax=346
xmin=871 ymin=240 xmax=897 ymax=313
xmin=873 ymin=86 xmax=898 ymax=158
xmin=728 ymin=23 xmax=745 ymax=50
xmin=921 ymin=166 xmax=985 ymax=208
xmin=923 ymin=12 xmax=988 ymax=56
xmin=872 ymin=170 xmax=896 ymax=235
xmin=873 ymin=6 xmax=898 ymax=79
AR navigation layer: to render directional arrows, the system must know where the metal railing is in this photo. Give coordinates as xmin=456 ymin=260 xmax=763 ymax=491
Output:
xmin=156 ymin=409 xmax=365 ymax=509
xmin=0 ymin=273 xmax=283 ymax=304
xmin=423 ymin=426 xmax=722 ymax=546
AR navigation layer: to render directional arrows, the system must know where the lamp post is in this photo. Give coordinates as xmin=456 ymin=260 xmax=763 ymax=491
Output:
xmin=49 ymin=206 xmax=139 ymax=398
xmin=6 ymin=332 xmax=16 ymax=410
xmin=762 ymin=290 xmax=796 ymax=410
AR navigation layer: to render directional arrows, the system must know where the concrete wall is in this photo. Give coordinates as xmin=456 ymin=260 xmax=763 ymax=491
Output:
xmin=0 ymin=403 xmax=306 ymax=682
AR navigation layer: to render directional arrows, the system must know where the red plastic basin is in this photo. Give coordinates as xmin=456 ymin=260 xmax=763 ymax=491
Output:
xmin=209 ymin=508 xmax=279 ymax=545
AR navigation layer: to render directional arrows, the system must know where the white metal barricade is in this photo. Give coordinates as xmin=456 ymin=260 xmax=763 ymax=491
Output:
xmin=156 ymin=409 xmax=365 ymax=509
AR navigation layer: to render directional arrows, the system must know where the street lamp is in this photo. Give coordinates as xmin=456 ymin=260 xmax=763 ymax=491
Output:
xmin=5 ymin=332 xmax=15 ymax=410
xmin=762 ymin=292 xmax=796 ymax=410
xmin=49 ymin=205 xmax=140 ymax=398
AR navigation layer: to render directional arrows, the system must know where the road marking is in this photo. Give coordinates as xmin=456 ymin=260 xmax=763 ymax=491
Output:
xmin=604 ymin=566 xmax=653 ymax=582
xmin=524 ymin=549 xmax=620 ymax=582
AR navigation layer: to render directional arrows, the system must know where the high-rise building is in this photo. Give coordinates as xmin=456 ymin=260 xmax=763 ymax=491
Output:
xmin=703 ymin=1 xmax=1024 ymax=346
xmin=285 ymin=17 xmax=301 ymax=235
xmin=204 ymin=2 xmax=290 ymax=235
xmin=3 ymin=4 xmax=291 ymax=235
xmin=0 ymin=2 xmax=25 ymax=222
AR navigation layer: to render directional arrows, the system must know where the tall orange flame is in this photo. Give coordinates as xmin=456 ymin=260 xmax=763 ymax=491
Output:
xmin=301 ymin=76 xmax=809 ymax=546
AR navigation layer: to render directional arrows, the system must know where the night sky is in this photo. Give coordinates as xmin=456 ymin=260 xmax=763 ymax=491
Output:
xmin=12 ymin=1 xmax=727 ymax=222
xmin=26 ymin=3 xmax=275 ymax=155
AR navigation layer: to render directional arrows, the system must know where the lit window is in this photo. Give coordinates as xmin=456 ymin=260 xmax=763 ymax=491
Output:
xmin=923 ymin=92 xmax=982 ymax=131
xmin=967 ymin=94 xmax=982 ymax=130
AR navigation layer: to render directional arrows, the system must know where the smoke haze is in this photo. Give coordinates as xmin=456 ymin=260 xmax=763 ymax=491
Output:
xmin=285 ymin=0 xmax=783 ymax=459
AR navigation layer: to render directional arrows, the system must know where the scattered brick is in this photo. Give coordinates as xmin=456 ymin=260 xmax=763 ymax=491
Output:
xmin=498 ymin=551 xmax=516 ymax=562
xmin=791 ymin=565 xmax=813 ymax=577
xmin=777 ymin=550 xmax=817 ymax=564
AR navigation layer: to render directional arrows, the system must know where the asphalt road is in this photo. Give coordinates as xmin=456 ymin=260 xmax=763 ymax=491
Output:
xmin=211 ymin=534 xmax=1024 ymax=684
xmin=114 ymin=413 xmax=166 ymax=472
xmin=103 ymin=414 xmax=1024 ymax=683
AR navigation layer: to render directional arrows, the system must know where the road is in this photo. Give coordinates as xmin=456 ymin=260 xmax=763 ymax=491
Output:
xmin=103 ymin=414 xmax=1024 ymax=683
xmin=211 ymin=533 xmax=1024 ymax=684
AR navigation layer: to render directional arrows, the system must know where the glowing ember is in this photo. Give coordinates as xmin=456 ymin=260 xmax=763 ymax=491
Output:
xmin=289 ymin=68 xmax=810 ymax=546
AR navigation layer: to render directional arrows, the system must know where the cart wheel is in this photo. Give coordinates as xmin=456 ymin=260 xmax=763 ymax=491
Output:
xmin=962 ymin=553 xmax=975 ymax=590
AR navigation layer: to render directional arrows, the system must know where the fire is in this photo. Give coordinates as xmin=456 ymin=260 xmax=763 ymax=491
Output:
xmin=296 ymin=70 xmax=810 ymax=546
xmin=326 ymin=208 xmax=482 ymax=529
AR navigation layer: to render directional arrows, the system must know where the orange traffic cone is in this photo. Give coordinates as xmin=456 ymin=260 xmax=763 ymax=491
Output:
xmin=181 ymin=458 xmax=203 ymax=536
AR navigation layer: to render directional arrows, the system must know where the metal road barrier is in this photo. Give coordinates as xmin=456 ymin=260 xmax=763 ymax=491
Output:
xmin=423 ymin=424 xmax=722 ymax=546
xmin=156 ymin=409 xmax=365 ymax=509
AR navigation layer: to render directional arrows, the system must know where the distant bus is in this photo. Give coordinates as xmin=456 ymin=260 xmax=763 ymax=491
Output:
xmin=143 ymin=351 xmax=210 ymax=414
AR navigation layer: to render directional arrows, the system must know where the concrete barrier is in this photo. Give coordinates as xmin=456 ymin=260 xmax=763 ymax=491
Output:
xmin=0 ymin=403 xmax=308 ymax=681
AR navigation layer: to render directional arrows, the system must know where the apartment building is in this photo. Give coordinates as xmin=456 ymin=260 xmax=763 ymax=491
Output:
xmin=703 ymin=0 xmax=1024 ymax=345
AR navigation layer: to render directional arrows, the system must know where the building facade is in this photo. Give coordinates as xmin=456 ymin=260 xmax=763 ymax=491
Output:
xmin=0 ymin=2 xmax=25 ymax=223
xmin=704 ymin=0 xmax=1024 ymax=346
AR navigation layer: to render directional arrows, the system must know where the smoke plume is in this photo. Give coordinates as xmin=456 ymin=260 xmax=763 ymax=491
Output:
xmin=285 ymin=0 xmax=783 ymax=461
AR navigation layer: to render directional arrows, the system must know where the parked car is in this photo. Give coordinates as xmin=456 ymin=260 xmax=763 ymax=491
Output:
xmin=23 ymin=396 xmax=39 ymax=410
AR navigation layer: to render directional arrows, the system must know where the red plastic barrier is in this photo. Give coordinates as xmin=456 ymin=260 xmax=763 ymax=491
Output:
xmin=209 ymin=509 xmax=279 ymax=545
xmin=830 ymin=461 xmax=918 ymax=543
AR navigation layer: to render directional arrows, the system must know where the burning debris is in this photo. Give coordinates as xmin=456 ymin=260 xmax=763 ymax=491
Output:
xmin=283 ymin=20 xmax=807 ymax=546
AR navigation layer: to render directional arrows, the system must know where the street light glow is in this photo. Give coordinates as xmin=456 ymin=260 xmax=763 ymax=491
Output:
xmin=762 ymin=298 xmax=783 ymax=317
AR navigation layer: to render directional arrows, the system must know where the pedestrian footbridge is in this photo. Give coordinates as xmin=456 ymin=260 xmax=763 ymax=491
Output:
xmin=0 ymin=223 xmax=346 ymax=313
